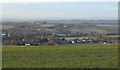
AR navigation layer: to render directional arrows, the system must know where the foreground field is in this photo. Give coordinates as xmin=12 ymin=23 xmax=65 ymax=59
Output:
xmin=2 ymin=44 xmax=118 ymax=68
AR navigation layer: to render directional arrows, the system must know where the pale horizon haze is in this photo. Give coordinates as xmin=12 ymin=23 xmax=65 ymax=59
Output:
xmin=2 ymin=2 xmax=118 ymax=20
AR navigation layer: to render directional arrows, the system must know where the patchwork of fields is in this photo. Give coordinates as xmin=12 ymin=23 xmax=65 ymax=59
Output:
xmin=2 ymin=44 xmax=118 ymax=68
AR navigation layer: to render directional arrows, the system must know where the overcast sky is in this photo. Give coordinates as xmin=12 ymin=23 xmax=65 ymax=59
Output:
xmin=2 ymin=2 xmax=118 ymax=20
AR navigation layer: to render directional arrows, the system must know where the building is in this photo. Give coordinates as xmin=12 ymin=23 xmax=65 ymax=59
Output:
xmin=25 ymin=43 xmax=30 ymax=46
xmin=2 ymin=33 xmax=6 ymax=36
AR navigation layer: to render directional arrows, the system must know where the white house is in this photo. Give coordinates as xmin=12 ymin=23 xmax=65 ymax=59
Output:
xmin=2 ymin=33 xmax=6 ymax=36
xmin=72 ymin=41 xmax=75 ymax=44
xmin=22 ymin=39 xmax=25 ymax=41
xmin=25 ymin=43 xmax=30 ymax=46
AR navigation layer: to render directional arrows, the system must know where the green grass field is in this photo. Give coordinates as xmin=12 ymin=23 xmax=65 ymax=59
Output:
xmin=2 ymin=44 xmax=118 ymax=68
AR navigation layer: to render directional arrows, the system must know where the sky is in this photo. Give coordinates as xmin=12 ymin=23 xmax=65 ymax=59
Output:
xmin=1 ymin=0 xmax=119 ymax=3
xmin=2 ymin=2 xmax=118 ymax=20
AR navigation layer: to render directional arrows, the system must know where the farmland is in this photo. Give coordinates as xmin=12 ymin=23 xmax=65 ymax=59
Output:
xmin=2 ymin=44 xmax=118 ymax=68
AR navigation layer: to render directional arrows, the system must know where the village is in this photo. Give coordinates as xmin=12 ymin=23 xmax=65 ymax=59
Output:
xmin=1 ymin=21 xmax=119 ymax=46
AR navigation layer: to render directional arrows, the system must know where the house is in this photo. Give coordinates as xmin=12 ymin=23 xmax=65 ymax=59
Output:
xmin=98 ymin=42 xmax=103 ymax=44
xmin=88 ymin=39 xmax=94 ymax=43
xmin=77 ymin=40 xmax=80 ymax=43
xmin=82 ymin=39 xmax=88 ymax=43
xmin=72 ymin=41 xmax=75 ymax=44
xmin=111 ymin=42 xmax=119 ymax=44
xmin=89 ymin=40 xmax=94 ymax=43
xmin=33 ymin=43 xmax=41 ymax=46
xmin=103 ymin=42 xmax=106 ymax=44
xmin=2 ymin=33 xmax=6 ymax=36
xmin=22 ymin=39 xmax=25 ymax=41
xmin=63 ymin=25 xmax=68 ymax=28
xmin=36 ymin=23 xmax=40 ymax=25
xmin=25 ymin=43 xmax=30 ymax=46
xmin=57 ymin=34 xmax=66 ymax=37
xmin=99 ymin=42 xmax=107 ymax=44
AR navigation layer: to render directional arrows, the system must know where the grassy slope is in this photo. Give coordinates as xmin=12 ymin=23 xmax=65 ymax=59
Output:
xmin=2 ymin=44 xmax=118 ymax=68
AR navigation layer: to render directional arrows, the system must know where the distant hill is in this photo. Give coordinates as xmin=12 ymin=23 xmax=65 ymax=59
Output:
xmin=2 ymin=18 xmax=118 ymax=24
